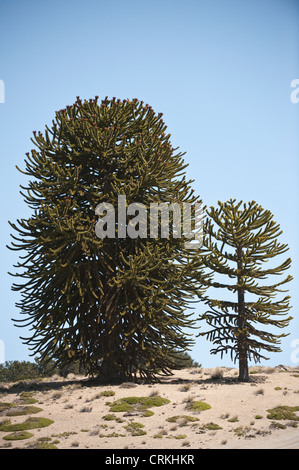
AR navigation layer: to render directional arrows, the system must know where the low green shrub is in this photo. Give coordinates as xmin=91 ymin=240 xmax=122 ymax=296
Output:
xmin=266 ymin=406 xmax=299 ymax=421
xmin=6 ymin=406 xmax=43 ymax=417
xmin=100 ymin=390 xmax=115 ymax=397
xmin=201 ymin=422 xmax=222 ymax=431
xmin=3 ymin=431 xmax=34 ymax=441
xmin=0 ymin=402 xmax=15 ymax=412
xmin=108 ymin=396 xmax=170 ymax=416
xmin=0 ymin=417 xmax=54 ymax=432
xmin=166 ymin=415 xmax=199 ymax=425
xmin=188 ymin=401 xmax=211 ymax=412
xmin=123 ymin=422 xmax=146 ymax=436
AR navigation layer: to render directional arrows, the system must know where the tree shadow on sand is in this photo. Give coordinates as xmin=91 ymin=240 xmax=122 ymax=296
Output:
xmin=0 ymin=369 xmax=270 ymax=397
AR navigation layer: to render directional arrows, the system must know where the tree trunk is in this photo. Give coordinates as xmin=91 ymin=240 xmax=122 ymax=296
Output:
xmin=100 ymin=354 xmax=126 ymax=383
xmin=98 ymin=317 xmax=126 ymax=382
xmin=237 ymin=245 xmax=249 ymax=382
xmin=98 ymin=270 xmax=126 ymax=382
xmin=238 ymin=353 xmax=249 ymax=382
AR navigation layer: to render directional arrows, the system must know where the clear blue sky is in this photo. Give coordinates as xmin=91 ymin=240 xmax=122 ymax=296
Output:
xmin=0 ymin=0 xmax=298 ymax=368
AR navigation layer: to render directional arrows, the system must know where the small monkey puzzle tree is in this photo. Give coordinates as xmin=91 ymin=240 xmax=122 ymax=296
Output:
xmin=198 ymin=199 xmax=293 ymax=381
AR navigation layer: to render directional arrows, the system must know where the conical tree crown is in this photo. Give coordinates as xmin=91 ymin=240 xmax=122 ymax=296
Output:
xmin=8 ymin=96 xmax=206 ymax=381
xmin=198 ymin=199 xmax=292 ymax=370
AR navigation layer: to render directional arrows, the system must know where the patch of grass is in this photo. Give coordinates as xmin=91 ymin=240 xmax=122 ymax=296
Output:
xmin=108 ymin=396 xmax=170 ymax=416
xmin=3 ymin=431 xmax=34 ymax=441
xmin=0 ymin=417 xmax=54 ymax=432
xmin=274 ymin=387 xmax=282 ymax=391
xmin=103 ymin=413 xmax=116 ymax=421
xmin=33 ymin=441 xmax=59 ymax=449
xmin=35 ymin=441 xmax=59 ymax=449
xmin=288 ymin=421 xmax=298 ymax=428
xmin=103 ymin=413 xmax=124 ymax=423
xmin=227 ymin=416 xmax=239 ymax=422
xmin=37 ymin=436 xmax=53 ymax=442
xmin=134 ymin=397 xmax=169 ymax=407
xmin=6 ymin=406 xmax=43 ymax=417
xmin=123 ymin=421 xmax=147 ymax=436
xmin=166 ymin=415 xmax=199 ymax=425
xmin=269 ymin=421 xmax=287 ymax=430
xmin=200 ymin=422 xmax=222 ymax=431
xmin=19 ymin=392 xmax=38 ymax=404
xmin=24 ymin=436 xmax=60 ymax=449
xmin=255 ymin=415 xmax=263 ymax=419
xmin=233 ymin=426 xmax=251 ymax=437
xmin=108 ymin=402 xmax=133 ymax=412
xmin=51 ymin=431 xmax=77 ymax=438
xmin=142 ymin=410 xmax=154 ymax=417
xmin=100 ymin=390 xmax=115 ymax=397
xmin=266 ymin=406 xmax=299 ymax=421
xmin=99 ymin=432 xmax=126 ymax=438
xmin=0 ymin=402 xmax=15 ymax=412
xmin=188 ymin=401 xmax=211 ymax=412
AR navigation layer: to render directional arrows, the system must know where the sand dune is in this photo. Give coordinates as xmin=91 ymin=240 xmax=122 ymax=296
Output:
xmin=1 ymin=366 xmax=299 ymax=450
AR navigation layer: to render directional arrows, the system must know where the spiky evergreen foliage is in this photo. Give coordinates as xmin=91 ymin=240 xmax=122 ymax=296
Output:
xmin=8 ymin=96 xmax=206 ymax=382
xmin=198 ymin=199 xmax=293 ymax=381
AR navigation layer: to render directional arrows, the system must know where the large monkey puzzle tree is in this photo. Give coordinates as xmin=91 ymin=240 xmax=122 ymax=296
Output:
xmin=8 ymin=96 xmax=206 ymax=382
xmin=198 ymin=199 xmax=293 ymax=381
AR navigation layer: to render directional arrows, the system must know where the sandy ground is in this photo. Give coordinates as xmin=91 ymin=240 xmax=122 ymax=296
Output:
xmin=1 ymin=366 xmax=299 ymax=450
